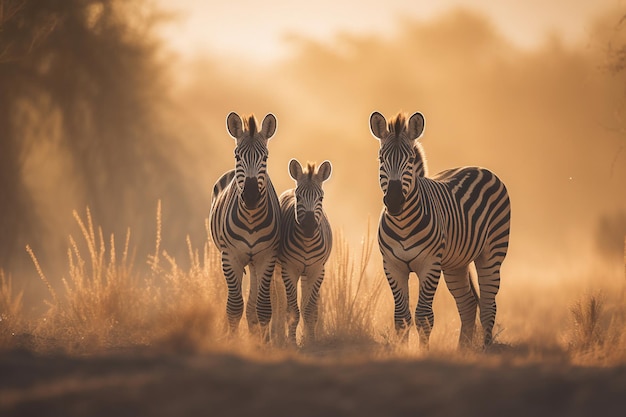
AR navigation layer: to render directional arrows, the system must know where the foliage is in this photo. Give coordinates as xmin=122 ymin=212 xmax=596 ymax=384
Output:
xmin=0 ymin=0 xmax=186 ymax=270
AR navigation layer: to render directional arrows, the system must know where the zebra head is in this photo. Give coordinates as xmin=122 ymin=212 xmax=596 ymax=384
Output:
xmin=226 ymin=112 xmax=277 ymax=210
xmin=370 ymin=111 xmax=425 ymax=216
xmin=288 ymin=159 xmax=332 ymax=238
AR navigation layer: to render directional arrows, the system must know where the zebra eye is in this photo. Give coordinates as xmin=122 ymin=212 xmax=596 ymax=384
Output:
xmin=408 ymin=156 xmax=415 ymax=164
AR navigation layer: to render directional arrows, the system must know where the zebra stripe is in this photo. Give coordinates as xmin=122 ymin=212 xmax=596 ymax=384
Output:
xmin=278 ymin=159 xmax=333 ymax=345
xmin=209 ymin=112 xmax=281 ymax=340
xmin=370 ymin=111 xmax=511 ymax=349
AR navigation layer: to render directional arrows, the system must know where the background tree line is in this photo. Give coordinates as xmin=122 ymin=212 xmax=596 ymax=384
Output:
xmin=0 ymin=0 xmax=193 ymax=277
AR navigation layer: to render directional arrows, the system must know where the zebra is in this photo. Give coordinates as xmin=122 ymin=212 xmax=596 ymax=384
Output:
xmin=209 ymin=112 xmax=281 ymax=340
xmin=369 ymin=111 xmax=511 ymax=349
xmin=278 ymin=159 xmax=333 ymax=345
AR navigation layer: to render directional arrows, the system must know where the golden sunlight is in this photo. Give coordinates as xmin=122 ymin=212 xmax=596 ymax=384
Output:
xmin=1 ymin=1 xmax=626 ymax=415
xmin=156 ymin=0 xmax=616 ymax=62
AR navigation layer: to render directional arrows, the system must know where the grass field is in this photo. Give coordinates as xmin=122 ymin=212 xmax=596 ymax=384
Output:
xmin=1 ymin=207 xmax=626 ymax=416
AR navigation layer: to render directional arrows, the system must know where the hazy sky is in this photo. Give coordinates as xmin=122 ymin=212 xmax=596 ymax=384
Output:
xmin=157 ymin=0 xmax=623 ymax=61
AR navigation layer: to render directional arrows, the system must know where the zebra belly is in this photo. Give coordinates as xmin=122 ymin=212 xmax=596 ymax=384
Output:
xmin=439 ymin=223 xmax=489 ymax=270
xmin=281 ymin=252 xmax=326 ymax=276
xmin=440 ymin=247 xmax=481 ymax=271
xmin=378 ymin=218 xmax=480 ymax=272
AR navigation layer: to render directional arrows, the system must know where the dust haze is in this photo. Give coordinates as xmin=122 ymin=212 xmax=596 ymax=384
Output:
xmin=170 ymin=7 xmax=626 ymax=283
xmin=1 ymin=2 xmax=626 ymax=415
xmin=1 ymin=2 xmax=625 ymax=305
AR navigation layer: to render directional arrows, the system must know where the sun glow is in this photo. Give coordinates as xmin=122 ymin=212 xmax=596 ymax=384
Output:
xmin=156 ymin=0 xmax=616 ymax=62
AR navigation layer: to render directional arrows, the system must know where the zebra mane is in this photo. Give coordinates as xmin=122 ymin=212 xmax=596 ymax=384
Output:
xmin=387 ymin=112 xmax=428 ymax=176
xmin=388 ymin=112 xmax=407 ymax=138
xmin=243 ymin=114 xmax=258 ymax=136
xmin=414 ymin=142 xmax=428 ymax=177
xmin=304 ymin=162 xmax=316 ymax=179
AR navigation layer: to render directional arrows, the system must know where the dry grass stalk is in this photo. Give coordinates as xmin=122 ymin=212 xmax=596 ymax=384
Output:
xmin=0 ymin=271 xmax=24 ymax=349
xmin=569 ymin=292 xmax=607 ymax=354
xmin=26 ymin=244 xmax=57 ymax=305
xmin=317 ymin=227 xmax=385 ymax=347
xmin=4 ymin=206 xmax=626 ymax=365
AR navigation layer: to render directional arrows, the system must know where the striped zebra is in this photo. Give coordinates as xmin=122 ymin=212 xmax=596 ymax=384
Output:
xmin=209 ymin=112 xmax=281 ymax=340
xmin=369 ymin=111 xmax=511 ymax=348
xmin=279 ymin=159 xmax=333 ymax=344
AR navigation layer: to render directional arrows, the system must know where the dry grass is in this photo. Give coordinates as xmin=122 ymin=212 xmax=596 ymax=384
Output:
xmin=27 ymin=209 xmax=147 ymax=351
xmin=1 ymin=207 xmax=625 ymax=367
xmin=569 ymin=293 xmax=607 ymax=352
xmin=566 ymin=291 xmax=626 ymax=364
xmin=18 ymin=205 xmax=225 ymax=354
xmin=316 ymin=227 xmax=385 ymax=351
xmin=0 ymin=271 xmax=24 ymax=349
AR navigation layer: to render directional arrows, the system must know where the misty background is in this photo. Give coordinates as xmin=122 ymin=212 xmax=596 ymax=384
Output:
xmin=1 ymin=0 xmax=625 ymax=309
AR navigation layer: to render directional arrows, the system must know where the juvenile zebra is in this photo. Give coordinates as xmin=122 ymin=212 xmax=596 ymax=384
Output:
xmin=209 ymin=112 xmax=281 ymax=340
xmin=370 ymin=111 xmax=511 ymax=348
xmin=279 ymin=159 xmax=333 ymax=344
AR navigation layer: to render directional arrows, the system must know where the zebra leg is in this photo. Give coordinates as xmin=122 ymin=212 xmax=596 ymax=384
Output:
xmin=383 ymin=259 xmax=411 ymax=342
xmin=301 ymin=267 xmax=325 ymax=345
xmin=247 ymin=264 xmax=260 ymax=333
xmin=475 ymin=255 xmax=502 ymax=347
xmin=281 ymin=265 xmax=300 ymax=345
xmin=221 ymin=252 xmax=245 ymax=334
xmin=252 ymin=256 xmax=277 ymax=342
xmin=442 ymin=266 xmax=478 ymax=349
xmin=414 ymin=263 xmax=442 ymax=349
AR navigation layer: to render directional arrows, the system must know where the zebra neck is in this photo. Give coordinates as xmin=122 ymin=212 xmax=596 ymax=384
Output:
xmin=404 ymin=176 xmax=432 ymax=216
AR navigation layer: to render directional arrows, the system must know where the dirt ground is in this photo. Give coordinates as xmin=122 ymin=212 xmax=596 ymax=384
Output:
xmin=1 ymin=346 xmax=625 ymax=417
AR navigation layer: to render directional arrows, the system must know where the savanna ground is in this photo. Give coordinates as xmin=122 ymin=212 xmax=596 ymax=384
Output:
xmin=1 ymin=206 xmax=626 ymax=416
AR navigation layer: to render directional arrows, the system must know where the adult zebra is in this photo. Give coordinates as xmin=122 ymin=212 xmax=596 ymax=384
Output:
xmin=210 ymin=112 xmax=281 ymax=340
xmin=370 ymin=111 xmax=510 ymax=348
xmin=279 ymin=159 xmax=333 ymax=345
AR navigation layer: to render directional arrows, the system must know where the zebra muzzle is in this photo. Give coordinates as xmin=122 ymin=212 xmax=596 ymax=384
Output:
xmin=300 ymin=211 xmax=317 ymax=238
xmin=384 ymin=180 xmax=405 ymax=216
xmin=242 ymin=177 xmax=261 ymax=209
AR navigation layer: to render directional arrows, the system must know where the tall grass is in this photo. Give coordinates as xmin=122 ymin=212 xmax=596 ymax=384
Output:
xmin=2 ymin=209 xmax=626 ymax=365
xmin=0 ymin=271 xmax=24 ymax=349
xmin=147 ymin=215 xmax=226 ymax=353
xmin=28 ymin=209 xmax=146 ymax=350
xmin=22 ymin=205 xmax=225 ymax=353
xmin=564 ymin=238 xmax=626 ymax=364
xmin=317 ymin=227 xmax=385 ymax=349
xmin=566 ymin=290 xmax=626 ymax=364
xmin=568 ymin=293 xmax=607 ymax=352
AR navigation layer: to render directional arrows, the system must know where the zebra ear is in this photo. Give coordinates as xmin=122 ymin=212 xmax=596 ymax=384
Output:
xmin=370 ymin=111 xmax=388 ymax=140
xmin=288 ymin=159 xmax=303 ymax=181
xmin=408 ymin=112 xmax=425 ymax=140
xmin=226 ymin=112 xmax=243 ymax=139
xmin=261 ymin=113 xmax=277 ymax=140
xmin=316 ymin=160 xmax=332 ymax=182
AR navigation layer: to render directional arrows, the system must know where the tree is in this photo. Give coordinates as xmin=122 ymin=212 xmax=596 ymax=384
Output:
xmin=0 ymin=0 xmax=185 ymax=272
